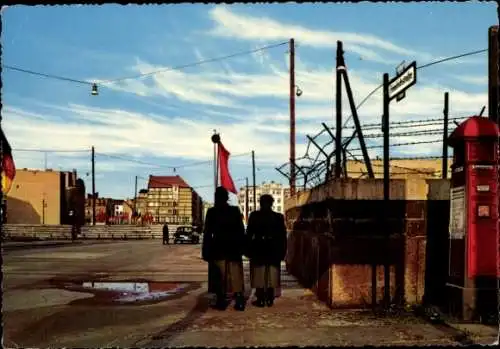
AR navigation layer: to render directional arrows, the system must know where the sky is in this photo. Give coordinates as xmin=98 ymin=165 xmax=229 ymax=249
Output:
xmin=1 ymin=2 xmax=497 ymax=203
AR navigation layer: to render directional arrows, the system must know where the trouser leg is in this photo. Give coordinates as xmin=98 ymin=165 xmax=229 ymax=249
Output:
xmin=266 ymin=287 xmax=275 ymax=306
xmin=253 ymin=288 xmax=266 ymax=307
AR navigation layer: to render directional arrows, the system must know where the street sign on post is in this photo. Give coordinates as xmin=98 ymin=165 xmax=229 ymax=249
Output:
xmin=388 ymin=61 xmax=417 ymax=102
xmin=395 ymin=61 xmax=406 ymax=102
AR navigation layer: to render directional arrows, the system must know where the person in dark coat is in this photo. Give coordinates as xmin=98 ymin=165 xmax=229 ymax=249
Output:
xmin=162 ymin=223 xmax=169 ymax=245
xmin=246 ymin=194 xmax=287 ymax=307
xmin=202 ymin=186 xmax=246 ymax=311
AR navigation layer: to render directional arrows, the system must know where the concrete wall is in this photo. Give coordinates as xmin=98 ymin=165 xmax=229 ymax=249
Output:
xmin=345 ymin=158 xmax=453 ymax=179
xmin=285 ymin=178 xmax=450 ymax=308
xmin=2 ymin=224 xmax=187 ymax=241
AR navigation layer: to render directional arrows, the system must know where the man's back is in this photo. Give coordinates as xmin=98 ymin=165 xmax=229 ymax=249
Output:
xmin=247 ymin=209 xmax=287 ymax=264
xmin=203 ymin=205 xmax=245 ymax=261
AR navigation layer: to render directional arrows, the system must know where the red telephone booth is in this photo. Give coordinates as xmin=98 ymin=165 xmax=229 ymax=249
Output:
xmin=447 ymin=115 xmax=499 ymax=322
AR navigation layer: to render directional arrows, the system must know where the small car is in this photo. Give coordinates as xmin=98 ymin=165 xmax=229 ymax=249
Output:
xmin=173 ymin=226 xmax=200 ymax=244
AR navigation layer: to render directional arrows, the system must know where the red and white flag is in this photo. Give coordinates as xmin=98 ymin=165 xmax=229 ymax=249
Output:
xmin=217 ymin=142 xmax=237 ymax=194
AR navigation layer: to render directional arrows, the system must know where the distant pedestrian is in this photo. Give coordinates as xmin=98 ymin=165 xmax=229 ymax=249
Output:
xmin=69 ymin=210 xmax=77 ymax=242
xmin=246 ymin=194 xmax=287 ymax=307
xmin=162 ymin=223 xmax=169 ymax=245
xmin=202 ymin=186 xmax=246 ymax=311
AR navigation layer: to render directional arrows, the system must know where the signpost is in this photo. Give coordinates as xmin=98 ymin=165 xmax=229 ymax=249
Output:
xmin=395 ymin=61 xmax=407 ymax=102
xmin=388 ymin=61 xmax=417 ymax=102
xmin=381 ymin=60 xmax=417 ymax=307
xmin=382 ymin=60 xmax=417 ymax=205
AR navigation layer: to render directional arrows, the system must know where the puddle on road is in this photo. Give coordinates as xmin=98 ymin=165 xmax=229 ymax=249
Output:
xmin=50 ymin=278 xmax=201 ymax=306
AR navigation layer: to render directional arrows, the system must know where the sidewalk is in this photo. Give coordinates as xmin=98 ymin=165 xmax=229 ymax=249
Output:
xmin=134 ymin=261 xmax=497 ymax=347
xmin=2 ymin=239 xmax=118 ymax=250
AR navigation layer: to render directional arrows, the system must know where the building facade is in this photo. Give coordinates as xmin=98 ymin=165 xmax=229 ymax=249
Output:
xmin=237 ymin=181 xmax=290 ymax=221
xmin=134 ymin=175 xmax=203 ymax=226
xmin=5 ymin=168 xmax=85 ymax=225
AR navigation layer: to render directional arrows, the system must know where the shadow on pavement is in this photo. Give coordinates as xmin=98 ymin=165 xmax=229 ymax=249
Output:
xmin=139 ymin=291 xmax=212 ymax=346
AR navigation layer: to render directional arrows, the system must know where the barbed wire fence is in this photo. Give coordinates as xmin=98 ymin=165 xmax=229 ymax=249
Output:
xmin=275 ymin=115 xmax=467 ymax=190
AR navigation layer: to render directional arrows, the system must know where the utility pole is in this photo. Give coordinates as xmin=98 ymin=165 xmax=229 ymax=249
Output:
xmin=338 ymin=42 xmax=373 ymax=178
xmin=91 ymin=146 xmax=96 ymax=226
xmin=442 ymin=92 xmax=449 ymax=179
xmin=382 ymin=73 xmax=391 ymax=307
xmin=335 ymin=41 xmax=343 ymax=178
xmin=488 ymin=25 xmax=499 ymax=125
xmin=289 ymin=38 xmax=296 ymax=196
xmin=134 ymin=175 xmax=138 ymax=215
xmin=252 ymin=150 xmax=256 ymax=212
xmin=42 ymin=196 xmax=46 ymax=225
xmin=245 ymin=177 xmax=249 ymax=223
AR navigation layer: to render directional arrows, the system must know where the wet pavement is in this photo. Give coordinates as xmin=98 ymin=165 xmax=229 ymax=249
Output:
xmin=2 ymin=240 xmax=497 ymax=347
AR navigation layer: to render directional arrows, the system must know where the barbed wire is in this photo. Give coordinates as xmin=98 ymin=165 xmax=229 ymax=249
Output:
xmin=331 ymin=116 xmax=467 ymax=131
xmin=350 ymin=139 xmax=441 ymax=152
xmin=362 ymin=129 xmax=449 ymax=139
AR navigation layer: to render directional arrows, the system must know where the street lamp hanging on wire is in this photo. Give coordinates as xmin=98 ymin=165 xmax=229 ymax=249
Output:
xmin=91 ymin=83 xmax=99 ymax=96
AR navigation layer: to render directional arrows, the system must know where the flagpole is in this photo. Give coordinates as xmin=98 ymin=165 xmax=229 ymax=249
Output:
xmin=211 ymin=131 xmax=221 ymax=196
xmin=0 ymin=123 xmax=3 ymax=223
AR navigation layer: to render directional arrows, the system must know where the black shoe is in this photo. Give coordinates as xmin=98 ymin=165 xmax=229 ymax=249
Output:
xmin=212 ymin=300 xmax=228 ymax=310
xmin=211 ymin=295 xmax=229 ymax=310
xmin=266 ymin=297 xmax=274 ymax=307
xmin=265 ymin=288 xmax=275 ymax=307
xmin=234 ymin=301 xmax=245 ymax=311
xmin=252 ymin=298 xmax=266 ymax=307
xmin=233 ymin=293 xmax=246 ymax=311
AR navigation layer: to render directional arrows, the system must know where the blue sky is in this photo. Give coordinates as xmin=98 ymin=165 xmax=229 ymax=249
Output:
xmin=1 ymin=2 xmax=497 ymax=203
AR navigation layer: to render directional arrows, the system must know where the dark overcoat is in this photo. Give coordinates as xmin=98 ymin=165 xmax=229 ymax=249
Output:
xmin=202 ymin=205 xmax=246 ymax=294
xmin=246 ymin=210 xmax=287 ymax=289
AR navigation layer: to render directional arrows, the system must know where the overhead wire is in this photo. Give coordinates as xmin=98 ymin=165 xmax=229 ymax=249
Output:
xmin=295 ymin=47 xmax=489 ymax=185
xmin=340 ymin=48 xmax=488 ymax=131
xmin=96 ymin=151 xmax=252 ymax=171
xmin=99 ymin=41 xmax=289 ymax=84
xmin=12 ymin=148 xmax=90 ymax=153
xmin=136 ymin=175 xmax=246 ymax=192
xmin=3 ymin=41 xmax=289 ymax=87
xmin=2 ymin=65 xmax=92 ymax=85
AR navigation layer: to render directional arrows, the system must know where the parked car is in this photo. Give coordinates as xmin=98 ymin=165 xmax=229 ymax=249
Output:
xmin=173 ymin=226 xmax=200 ymax=244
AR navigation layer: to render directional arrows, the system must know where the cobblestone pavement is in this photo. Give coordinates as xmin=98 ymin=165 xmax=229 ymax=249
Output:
xmin=2 ymin=240 xmax=497 ymax=347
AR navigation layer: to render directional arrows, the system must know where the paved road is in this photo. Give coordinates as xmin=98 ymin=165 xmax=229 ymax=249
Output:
xmin=2 ymin=241 xmax=497 ymax=347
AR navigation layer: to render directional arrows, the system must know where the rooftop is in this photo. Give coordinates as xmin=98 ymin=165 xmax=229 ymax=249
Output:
xmin=148 ymin=175 xmax=190 ymax=189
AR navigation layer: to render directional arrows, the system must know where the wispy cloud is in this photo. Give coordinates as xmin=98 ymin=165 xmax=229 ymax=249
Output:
xmin=207 ymin=6 xmax=435 ymax=64
xmin=451 ymin=74 xmax=488 ymax=85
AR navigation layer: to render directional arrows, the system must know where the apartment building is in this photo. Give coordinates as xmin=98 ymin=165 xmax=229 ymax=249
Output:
xmin=5 ymin=168 xmax=85 ymax=225
xmin=135 ymin=175 xmax=203 ymax=226
xmin=237 ymin=181 xmax=290 ymax=220
xmin=85 ymin=194 xmax=113 ymax=224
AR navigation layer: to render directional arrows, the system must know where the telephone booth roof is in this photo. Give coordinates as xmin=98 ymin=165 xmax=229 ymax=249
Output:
xmin=448 ymin=115 xmax=499 ymax=147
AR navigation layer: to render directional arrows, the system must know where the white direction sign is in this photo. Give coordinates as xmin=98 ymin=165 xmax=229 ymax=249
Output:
xmin=395 ymin=61 xmax=406 ymax=102
xmin=388 ymin=61 xmax=417 ymax=101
